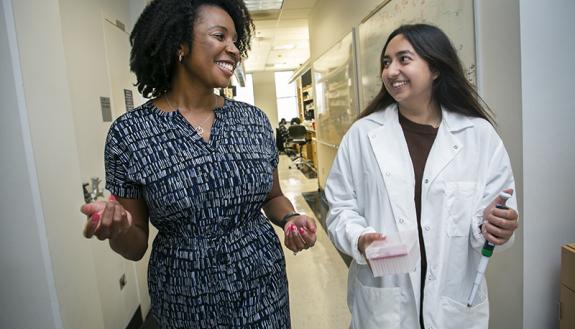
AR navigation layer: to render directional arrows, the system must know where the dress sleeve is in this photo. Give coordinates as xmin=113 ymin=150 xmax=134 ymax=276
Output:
xmin=260 ymin=108 xmax=279 ymax=169
xmin=104 ymin=122 xmax=143 ymax=199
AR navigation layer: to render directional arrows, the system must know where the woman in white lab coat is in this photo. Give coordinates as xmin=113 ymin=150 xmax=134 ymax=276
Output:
xmin=325 ymin=24 xmax=519 ymax=329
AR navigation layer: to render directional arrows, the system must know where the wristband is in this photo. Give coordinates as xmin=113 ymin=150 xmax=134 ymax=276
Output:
xmin=281 ymin=211 xmax=300 ymax=225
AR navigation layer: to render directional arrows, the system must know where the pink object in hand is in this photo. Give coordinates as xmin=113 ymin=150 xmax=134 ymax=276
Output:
xmin=91 ymin=212 xmax=101 ymax=223
xmin=369 ymin=244 xmax=408 ymax=260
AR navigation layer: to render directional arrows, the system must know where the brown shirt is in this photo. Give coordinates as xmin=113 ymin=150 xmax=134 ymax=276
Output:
xmin=399 ymin=111 xmax=438 ymax=329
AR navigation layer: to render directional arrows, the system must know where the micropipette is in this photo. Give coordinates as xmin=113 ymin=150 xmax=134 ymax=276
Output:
xmin=466 ymin=191 xmax=512 ymax=307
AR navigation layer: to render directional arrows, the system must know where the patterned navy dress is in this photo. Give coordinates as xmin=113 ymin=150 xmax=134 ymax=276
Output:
xmin=104 ymin=99 xmax=290 ymax=328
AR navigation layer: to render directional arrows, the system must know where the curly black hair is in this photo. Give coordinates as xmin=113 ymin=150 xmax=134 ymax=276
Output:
xmin=130 ymin=0 xmax=254 ymax=98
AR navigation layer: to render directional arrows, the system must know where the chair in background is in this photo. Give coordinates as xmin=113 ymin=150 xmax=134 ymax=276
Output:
xmin=276 ymin=128 xmax=286 ymax=153
xmin=287 ymin=124 xmax=313 ymax=170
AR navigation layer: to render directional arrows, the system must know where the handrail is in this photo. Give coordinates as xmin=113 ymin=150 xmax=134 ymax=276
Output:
xmin=316 ymin=140 xmax=338 ymax=149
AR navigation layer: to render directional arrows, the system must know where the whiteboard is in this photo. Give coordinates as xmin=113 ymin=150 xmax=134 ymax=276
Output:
xmin=357 ymin=0 xmax=476 ymax=109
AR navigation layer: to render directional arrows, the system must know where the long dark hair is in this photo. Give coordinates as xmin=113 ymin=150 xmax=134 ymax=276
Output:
xmin=359 ymin=24 xmax=494 ymax=125
xmin=130 ymin=0 xmax=254 ymax=98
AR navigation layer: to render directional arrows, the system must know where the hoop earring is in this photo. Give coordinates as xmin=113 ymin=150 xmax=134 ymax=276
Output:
xmin=178 ymin=51 xmax=183 ymax=62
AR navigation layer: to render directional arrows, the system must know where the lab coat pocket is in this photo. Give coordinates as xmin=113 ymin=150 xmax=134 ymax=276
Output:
xmin=445 ymin=181 xmax=477 ymax=237
xmin=440 ymin=296 xmax=489 ymax=329
xmin=351 ymin=279 xmax=401 ymax=329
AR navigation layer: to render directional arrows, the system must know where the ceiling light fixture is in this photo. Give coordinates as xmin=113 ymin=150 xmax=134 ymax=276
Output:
xmin=244 ymin=0 xmax=284 ymax=12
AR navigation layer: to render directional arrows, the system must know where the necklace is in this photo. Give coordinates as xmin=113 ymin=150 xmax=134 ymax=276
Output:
xmin=164 ymin=94 xmax=214 ymax=137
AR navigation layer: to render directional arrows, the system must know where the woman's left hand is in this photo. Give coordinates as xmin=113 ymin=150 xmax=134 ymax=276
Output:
xmin=283 ymin=214 xmax=317 ymax=254
xmin=482 ymin=188 xmax=519 ymax=245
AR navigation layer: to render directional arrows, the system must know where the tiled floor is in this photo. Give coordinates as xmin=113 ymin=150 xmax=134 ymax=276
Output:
xmin=274 ymin=155 xmax=351 ymax=329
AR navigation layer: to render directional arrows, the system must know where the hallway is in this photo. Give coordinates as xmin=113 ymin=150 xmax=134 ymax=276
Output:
xmin=273 ymin=155 xmax=351 ymax=328
xmin=7 ymin=0 xmax=574 ymax=328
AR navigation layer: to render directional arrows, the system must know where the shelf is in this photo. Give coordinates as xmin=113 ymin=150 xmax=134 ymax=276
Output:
xmin=315 ymin=65 xmax=349 ymax=84
xmin=327 ymin=90 xmax=349 ymax=99
xmin=297 ymin=78 xmax=315 ymax=124
xmin=327 ymin=81 xmax=349 ymax=91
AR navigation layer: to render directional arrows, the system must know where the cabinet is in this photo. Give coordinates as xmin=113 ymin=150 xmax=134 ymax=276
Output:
xmin=292 ymin=68 xmax=317 ymax=170
xmin=302 ymin=85 xmax=315 ymax=120
xmin=296 ymin=69 xmax=315 ymax=123
xmin=314 ymin=63 xmax=356 ymax=147
xmin=311 ymin=31 xmax=358 ymax=189
xmin=561 ymin=243 xmax=575 ymax=329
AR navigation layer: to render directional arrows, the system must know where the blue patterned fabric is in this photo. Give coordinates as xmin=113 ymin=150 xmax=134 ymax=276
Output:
xmin=104 ymin=99 xmax=290 ymax=328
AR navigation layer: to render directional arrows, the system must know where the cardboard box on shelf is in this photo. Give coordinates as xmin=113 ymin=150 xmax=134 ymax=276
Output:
xmin=561 ymin=285 xmax=574 ymax=329
xmin=562 ymin=244 xmax=575 ymax=290
xmin=560 ymin=243 xmax=575 ymax=329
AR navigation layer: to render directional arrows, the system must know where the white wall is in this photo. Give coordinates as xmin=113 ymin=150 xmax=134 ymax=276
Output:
xmin=475 ymin=1 xmax=523 ymax=328
xmin=309 ymin=0 xmax=382 ymax=61
xmin=58 ymin=0 xmax=152 ymax=326
xmin=252 ymin=71 xmax=279 ymax=127
xmin=520 ymin=1 xmax=575 ymax=328
xmin=1 ymin=3 xmax=63 ymax=328
xmin=129 ymin=0 xmax=148 ymax=30
xmin=59 ymin=0 xmax=114 ymax=181
xmin=1 ymin=0 xmax=154 ymax=328
xmin=1 ymin=0 xmax=106 ymax=328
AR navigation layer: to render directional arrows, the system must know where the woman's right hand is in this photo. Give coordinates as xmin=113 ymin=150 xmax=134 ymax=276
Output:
xmin=358 ymin=232 xmax=386 ymax=257
xmin=81 ymin=197 xmax=133 ymax=241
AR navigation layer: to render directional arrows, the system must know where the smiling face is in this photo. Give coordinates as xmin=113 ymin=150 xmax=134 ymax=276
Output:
xmin=381 ymin=34 xmax=438 ymax=112
xmin=181 ymin=5 xmax=240 ymax=89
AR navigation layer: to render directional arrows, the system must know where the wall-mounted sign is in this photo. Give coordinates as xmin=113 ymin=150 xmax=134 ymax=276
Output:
xmin=124 ymin=89 xmax=134 ymax=112
xmin=100 ymin=96 xmax=112 ymax=122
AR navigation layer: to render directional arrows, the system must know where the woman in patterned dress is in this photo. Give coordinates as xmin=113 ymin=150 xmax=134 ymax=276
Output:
xmin=80 ymin=0 xmax=317 ymax=327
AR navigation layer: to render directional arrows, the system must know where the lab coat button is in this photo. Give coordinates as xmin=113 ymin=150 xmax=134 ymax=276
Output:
xmin=399 ymin=218 xmax=405 ymax=224
xmin=385 ymin=172 xmax=391 ymax=176
xmin=424 ymin=225 xmax=430 ymax=231
xmin=453 ymin=145 xmax=458 ymax=150
xmin=424 ymin=179 xmax=429 ymax=184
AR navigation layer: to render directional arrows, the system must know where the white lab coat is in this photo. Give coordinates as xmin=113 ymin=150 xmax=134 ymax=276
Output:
xmin=325 ymin=104 xmax=516 ymax=329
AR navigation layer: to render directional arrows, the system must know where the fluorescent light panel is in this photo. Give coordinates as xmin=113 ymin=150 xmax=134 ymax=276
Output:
xmin=244 ymin=0 xmax=284 ymax=11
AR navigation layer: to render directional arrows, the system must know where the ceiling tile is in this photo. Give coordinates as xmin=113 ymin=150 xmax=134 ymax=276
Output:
xmin=244 ymin=0 xmax=284 ymax=11
xmin=244 ymin=0 xmax=315 ymax=73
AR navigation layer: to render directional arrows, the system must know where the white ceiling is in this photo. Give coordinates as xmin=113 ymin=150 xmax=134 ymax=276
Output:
xmin=243 ymin=0 xmax=318 ymax=73
xmin=244 ymin=0 xmax=284 ymax=11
